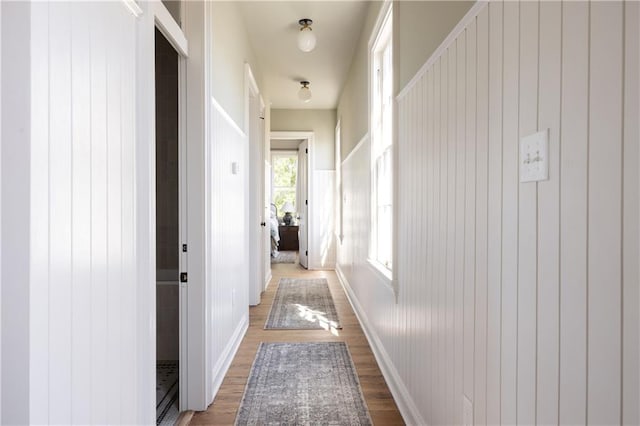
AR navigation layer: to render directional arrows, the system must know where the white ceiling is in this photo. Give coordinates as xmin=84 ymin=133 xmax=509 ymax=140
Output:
xmin=238 ymin=1 xmax=371 ymax=110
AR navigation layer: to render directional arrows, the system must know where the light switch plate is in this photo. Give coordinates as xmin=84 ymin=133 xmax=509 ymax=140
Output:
xmin=520 ymin=129 xmax=549 ymax=182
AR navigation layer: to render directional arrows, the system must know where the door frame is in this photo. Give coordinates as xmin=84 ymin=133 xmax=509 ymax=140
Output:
xmin=270 ymin=131 xmax=314 ymax=268
xmin=245 ymin=63 xmax=265 ymax=306
xmin=153 ymin=1 xmax=190 ymax=411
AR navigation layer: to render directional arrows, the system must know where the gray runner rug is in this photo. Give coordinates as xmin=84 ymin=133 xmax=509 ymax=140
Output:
xmin=235 ymin=342 xmax=372 ymax=426
xmin=265 ymin=277 xmax=341 ymax=330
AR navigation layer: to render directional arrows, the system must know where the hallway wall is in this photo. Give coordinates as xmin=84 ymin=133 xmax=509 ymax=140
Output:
xmin=271 ymin=109 xmax=336 ymax=170
xmin=338 ymin=1 xmax=639 ymax=425
xmin=1 ymin=1 xmax=156 ymax=423
xmin=206 ymin=0 xmax=264 ymax=406
xmin=271 ymin=109 xmax=337 ymax=269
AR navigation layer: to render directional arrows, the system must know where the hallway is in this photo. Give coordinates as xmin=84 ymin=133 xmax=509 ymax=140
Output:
xmin=189 ymin=262 xmax=404 ymax=425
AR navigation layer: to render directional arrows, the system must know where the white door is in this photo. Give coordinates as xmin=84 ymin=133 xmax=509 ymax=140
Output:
xmin=248 ymin=90 xmax=263 ymax=306
xmin=297 ymin=140 xmax=309 ymax=269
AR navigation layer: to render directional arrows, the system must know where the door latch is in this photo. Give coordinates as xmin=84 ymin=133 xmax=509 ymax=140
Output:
xmin=180 ymin=272 xmax=188 ymax=283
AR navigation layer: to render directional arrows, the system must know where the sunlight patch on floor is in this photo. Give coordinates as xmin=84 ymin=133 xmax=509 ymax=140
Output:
xmin=294 ymin=303 xmax=340 ymax=335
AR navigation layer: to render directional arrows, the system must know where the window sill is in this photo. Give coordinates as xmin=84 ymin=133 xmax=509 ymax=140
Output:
xmin=366 ymin=258 xmax=393 ymax=289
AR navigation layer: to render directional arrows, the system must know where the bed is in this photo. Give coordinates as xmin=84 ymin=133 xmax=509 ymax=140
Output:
xmin=270 ymin=203 xmax=280 ymax=256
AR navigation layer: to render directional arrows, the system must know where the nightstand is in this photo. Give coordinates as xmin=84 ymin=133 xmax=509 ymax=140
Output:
xmin=278 ymin=225 xmax=299 ymax=251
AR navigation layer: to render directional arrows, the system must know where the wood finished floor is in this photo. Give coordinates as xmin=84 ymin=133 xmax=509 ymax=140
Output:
xmin=189 ymin=262 xmax=405 ymax=425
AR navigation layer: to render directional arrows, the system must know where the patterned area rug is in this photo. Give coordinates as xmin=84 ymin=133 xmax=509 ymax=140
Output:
xmin=271 ymin=250 xmax=297 ymax=264
xmin=235 ymin=342 xmax=372 ymax=426
xmin=157 ymin=361 xmax=179 ymax=426
xmin=265 ymin=278 xmax=341 ymax=330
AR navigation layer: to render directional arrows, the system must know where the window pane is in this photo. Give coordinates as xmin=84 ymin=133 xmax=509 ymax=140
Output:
xmin=370 ymin=6 xmax=393 ymax=272
xmin=273 ymin=156 xmax=297 ymax=188
xmin=273 ymin=189 xmax=296 ymax=215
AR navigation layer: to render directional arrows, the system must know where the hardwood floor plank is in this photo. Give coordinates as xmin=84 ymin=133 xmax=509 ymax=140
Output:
xmin=189 ymin=263 xmax=405 ymax=425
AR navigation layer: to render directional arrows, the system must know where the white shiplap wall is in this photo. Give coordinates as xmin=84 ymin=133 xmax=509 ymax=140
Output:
xmin=207 ymin=98 xmax=250 ymax=403
xmin=338 ymin=1 xmax=639 ymax=424
xmin=23 ymin=2 xmax=145 ymax=423
xmin=311 ymin=170 xmax=336 ymax=270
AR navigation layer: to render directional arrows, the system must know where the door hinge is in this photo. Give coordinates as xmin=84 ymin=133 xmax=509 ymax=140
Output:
xmin=305 ymin=250 xmax=308 ymax=257
xmin=305 ymin=148 xmax=308 ymax=154
xmin=180 ymin=272 xmax=188 ymax=283
xmin=305 ymin=199 xmax=308 ymax=205
xmin=182 ymin=244 xmax=187 ymax=252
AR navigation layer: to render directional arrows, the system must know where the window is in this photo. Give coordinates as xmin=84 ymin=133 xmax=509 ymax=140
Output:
xmin=370 ymin=4 xmax=393 ymax=272
xmin=271 ymin=152 xmax=298 ymax=216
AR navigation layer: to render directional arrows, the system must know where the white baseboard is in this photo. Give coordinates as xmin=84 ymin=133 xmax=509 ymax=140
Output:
xmin=264 ymin=270 xmax=272 ymax=291
xmin=335 ymin=265 xmax=426 ymax=426
xmin=210 ymin=313 xmax=248 ymax=403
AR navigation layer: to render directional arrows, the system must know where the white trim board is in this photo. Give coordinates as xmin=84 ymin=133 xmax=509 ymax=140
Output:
xmin=396 ymin=0 xmax=488 ymax=101
xmin=154 ymin=1 xmax=188 ymax=56
xmin=269 ymin=131 xmax=315 ymax=269
xmin=341 ymin=133 xmax=369 ymax=167
xmin=335 ymin=265 xmax=425 ymax=426
xmin=212 ymin=96 xmax=245 ymax=138
xmin=121 ymin=0 xmax=143 ymax=18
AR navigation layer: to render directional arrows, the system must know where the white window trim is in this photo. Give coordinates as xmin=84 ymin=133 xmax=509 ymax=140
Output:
xmin=270 ymin=151 xmax=298 ymax=215
xmin=368 ymin=0 xmax=394 ymax=286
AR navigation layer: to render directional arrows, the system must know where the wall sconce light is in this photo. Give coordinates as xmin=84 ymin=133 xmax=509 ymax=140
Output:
xmin=297 ymin=18 xmax=316 ymax=52
xmin=298 ymin=81 xmax=312 ymax=103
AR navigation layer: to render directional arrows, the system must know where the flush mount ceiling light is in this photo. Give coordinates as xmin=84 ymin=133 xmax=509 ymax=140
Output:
xmin=297 ymin=18 xmax=316 ymax=52
xmin=298 ymin=81 xmax=312 ymax=103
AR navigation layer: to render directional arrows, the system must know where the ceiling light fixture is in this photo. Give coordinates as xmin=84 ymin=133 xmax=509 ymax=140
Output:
xmin=297 ymin=18 xmax=316 ymax=52
xmin=298 ymin=81 xmax=312 ymax=103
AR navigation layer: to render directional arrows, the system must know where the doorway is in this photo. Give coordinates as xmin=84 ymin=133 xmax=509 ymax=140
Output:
xmin=270 ymin=148 xmax=300 ymax=265
xmin=269 ymin=132 xmax=313 ymax=270
xmin=154 ymin=26 xmax=184 ymax=425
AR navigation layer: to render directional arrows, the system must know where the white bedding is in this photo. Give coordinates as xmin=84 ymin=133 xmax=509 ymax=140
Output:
xmin=270 ymin=207 xmax=280 ymax=256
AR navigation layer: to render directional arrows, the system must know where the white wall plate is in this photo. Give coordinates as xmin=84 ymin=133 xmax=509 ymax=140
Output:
xmin=520 ymin=129 xmax=549 ymax=182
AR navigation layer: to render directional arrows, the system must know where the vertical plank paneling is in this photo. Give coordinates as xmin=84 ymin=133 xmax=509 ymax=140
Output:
xmin=425 ymin=68 xmax=434 ymax=424
xmin=536 ymin=2 xmax=561 ymax=424
xmin=486 ymin=3 xmax=503 ymax=423
xmin=119 ymin=10 xmax=137 ymax=421
xmin=48 ymin=3 xmax=73 ymax=422
xmin=474 ymin=8 xmax=489 ymax=425
xmin=438 ymin=52 xmax=449 ymax=426
xmin=106 ymin=2 xmax=124 ymax=420
xmin=29 ymin=2 xmax=50 ymax=422
xmin=406 ymin=81 xmax=415 ymax=398
xmin=445 ymin=42 xmax=457 ymax=426
xmin=70 ymin=3 xmax=92 ymax=422
xmin=559 ymin=3 xmax=589 ymax=423
xmin=501 ymin=3 xmax=519 ymax=424
xmin=433 ymin=58 xmax=442 ymax=425
xmin=517 ymin=2 xmax=539 ymax=424
xmin=463 ymin=17 xmax=476 ymax=403
xmin=412 ymin=76 xmax=427 ymax=410
xmin=454 ymin=32 xmax=466 ymax=426
xmin=587 ymin=3 xmax=623 ymax=424
xmin=340 ymin=3 xmax=638 ymax=425
xmin=90 ymin=4 xmax=109 ymax=420
xmin=438 ymin=56 xmax=448 ymax=425
xmin=418 ymin=75 xmax=427 ymax=415
xmin=623 ymin=2 xmax=640 ymax=424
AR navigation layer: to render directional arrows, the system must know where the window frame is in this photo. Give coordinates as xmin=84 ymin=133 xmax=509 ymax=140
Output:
xmin=270 ymin=151 xmax=298 ymax=218
xmin=368 ymin=1 xmax=394 ymax=284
